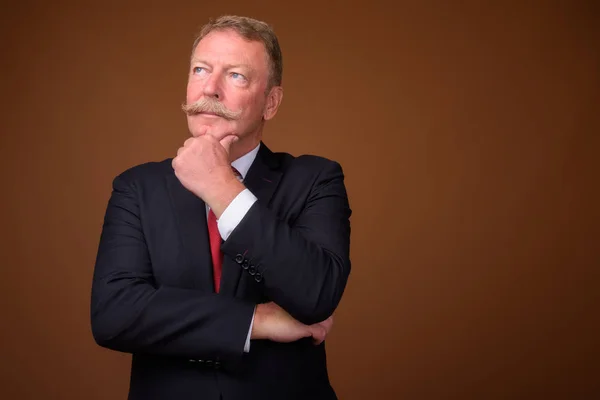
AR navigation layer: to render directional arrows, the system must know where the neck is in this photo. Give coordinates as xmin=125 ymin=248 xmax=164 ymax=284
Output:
xmin=228 ymin=134 xmax=261 ymax=163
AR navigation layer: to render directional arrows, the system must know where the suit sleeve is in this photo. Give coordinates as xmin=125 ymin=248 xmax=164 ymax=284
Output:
xmin=90 ymin=173 xmax=254 ymax=360
xmin=221 ymin=159 xmax=352 ymax=325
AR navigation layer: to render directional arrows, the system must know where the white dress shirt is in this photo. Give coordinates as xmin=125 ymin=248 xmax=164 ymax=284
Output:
xmin=206 ymin=143 xmax=260 ymax=352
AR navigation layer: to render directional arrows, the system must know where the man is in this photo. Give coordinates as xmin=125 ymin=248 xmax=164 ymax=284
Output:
xmin=91 ymin=15 xmax=351 ymax=400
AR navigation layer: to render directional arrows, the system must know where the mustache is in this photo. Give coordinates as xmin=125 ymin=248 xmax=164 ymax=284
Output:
xmin=181 ymin=97 xmax=242 ymax=120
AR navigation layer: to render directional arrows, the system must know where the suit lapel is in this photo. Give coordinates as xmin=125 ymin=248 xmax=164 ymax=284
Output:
xmin=243 ymin=143 xmax=283 ymax=207
xmin=219 ymin=142 xmax=283 ymax=296
xmin=166 ymin=174 xmax=214 ymax=292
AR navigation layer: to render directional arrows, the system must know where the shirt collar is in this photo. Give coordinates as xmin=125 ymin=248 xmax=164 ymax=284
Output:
xmin=231 ymin=143 xmax=260 ymax=180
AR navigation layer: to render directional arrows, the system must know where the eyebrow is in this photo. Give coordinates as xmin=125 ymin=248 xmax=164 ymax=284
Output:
xmin=226 ymin=63 xmax=254 ymax=72
xmin=191 ymin=58 xmax=254 ymax=72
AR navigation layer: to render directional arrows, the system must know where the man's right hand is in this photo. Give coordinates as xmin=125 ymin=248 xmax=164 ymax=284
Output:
xmin=251 ymin=302 xmax=333 ymax=345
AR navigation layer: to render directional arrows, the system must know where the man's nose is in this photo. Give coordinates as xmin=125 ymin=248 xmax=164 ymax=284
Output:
xmin=202 ymin=73 xmax=222 ymax=99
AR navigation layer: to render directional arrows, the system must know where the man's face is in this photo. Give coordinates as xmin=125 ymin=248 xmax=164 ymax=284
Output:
xmin=185 ymin=29 xmax=274 ymax=143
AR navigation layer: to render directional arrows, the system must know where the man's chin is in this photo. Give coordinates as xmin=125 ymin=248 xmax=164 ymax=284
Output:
xmin=188 ymin=121 xmax=237 ymax=140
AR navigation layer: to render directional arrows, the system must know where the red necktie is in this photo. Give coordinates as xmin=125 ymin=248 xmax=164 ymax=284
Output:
xmin=208 ymin=167 xmax=241 ymax=292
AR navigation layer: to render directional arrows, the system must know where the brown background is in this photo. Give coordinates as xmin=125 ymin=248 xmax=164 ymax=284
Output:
xmin=1 ymin=0 xmax=598 ymax=399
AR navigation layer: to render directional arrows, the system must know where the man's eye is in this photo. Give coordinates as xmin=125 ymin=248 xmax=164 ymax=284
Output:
xmin=193 ymin=67 xmax=205 ymax=74
xmin=231 ymin=72 xmax=246 ymax=81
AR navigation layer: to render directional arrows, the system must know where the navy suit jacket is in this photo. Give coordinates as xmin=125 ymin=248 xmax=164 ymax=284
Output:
xmin=91 ymin=142 xmax=352 ymax=400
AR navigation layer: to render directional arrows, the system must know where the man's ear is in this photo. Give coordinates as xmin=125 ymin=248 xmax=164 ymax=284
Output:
xmin=263 ymin=86 xmax=284 ymax=121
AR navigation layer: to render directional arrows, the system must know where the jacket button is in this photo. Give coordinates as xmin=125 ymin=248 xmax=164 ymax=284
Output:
xmin=248 ymin=265 xmax=256 ymax=275
xmin=215 ymin=361 xmax=221 ymax=369
xmin=206 ymin=360 xmax=213 ymax=367
xmin=241 ymin=260 xmax=249 ymax=270
xmin=254 ymin=272 xmax=262 ymax=282
xmin=235 ymin=254 xmax=244 ymax=264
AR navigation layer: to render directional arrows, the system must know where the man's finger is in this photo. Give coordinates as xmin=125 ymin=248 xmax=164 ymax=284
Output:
xmin=220 ymin=135 xmax=239 ymax=155
xmin=183 ymin=137 xmax=195 ymax=147
xmin=311 ymin=325 xmax=326 ymax=345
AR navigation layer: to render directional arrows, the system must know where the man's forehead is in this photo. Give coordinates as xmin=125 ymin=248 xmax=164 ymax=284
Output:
xmin=192 ymin=31 xmax=269 ymax=70
xmin=197 ymin=30 xmax=262 ymax=50
xmin=196 ymin=30 xmax=266 ymax=54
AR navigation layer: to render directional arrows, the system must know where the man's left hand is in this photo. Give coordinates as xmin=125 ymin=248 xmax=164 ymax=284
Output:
xmin=172 ymin=132 xmax=244 ymax=217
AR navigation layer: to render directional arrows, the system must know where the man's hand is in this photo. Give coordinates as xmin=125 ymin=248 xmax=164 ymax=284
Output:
xmin=251 ymin=302 xmax=334 ymax=345
xmin=172 ymin=131 xmax=244 ymax=217
xmin=311 ymin=315 xmax=333 ymax=345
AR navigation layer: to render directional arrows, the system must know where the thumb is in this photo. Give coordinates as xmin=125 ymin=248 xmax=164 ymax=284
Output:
xmin=220 ymin=134 xmax=239 ymax=155
xmin=310 ymin=324 xmax=326 ymax=345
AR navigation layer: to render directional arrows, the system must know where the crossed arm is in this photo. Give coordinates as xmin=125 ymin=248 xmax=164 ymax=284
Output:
xmin=91 ymin=158 xmax=351 ymax=361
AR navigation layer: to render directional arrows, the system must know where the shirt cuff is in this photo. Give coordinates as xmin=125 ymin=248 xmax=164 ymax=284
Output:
xmin=217 ymin=188 xmax=257 ymax=240
xmin=244 ymin=308 xmax=255 ymax=353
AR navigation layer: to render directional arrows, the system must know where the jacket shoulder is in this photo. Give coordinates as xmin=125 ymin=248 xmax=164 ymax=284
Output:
xmin=271 ymin=150 xmax=342 ymax=173
xmin=114 ymin=158 xmax=174 ymax=183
